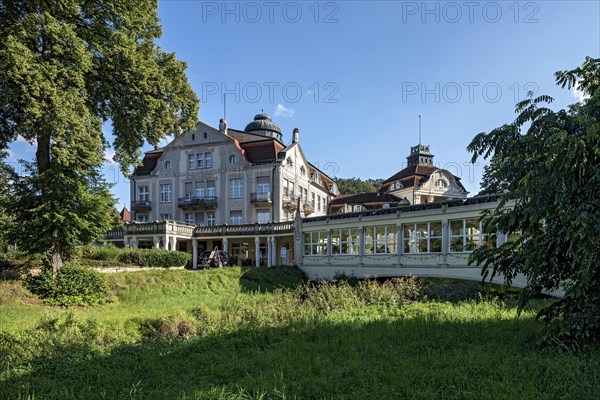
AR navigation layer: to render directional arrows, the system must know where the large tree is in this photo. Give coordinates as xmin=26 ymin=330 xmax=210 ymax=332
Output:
xmin=0 ymin=0 xmax=199 ymax=274
xmin=468 ymin=57 xmax=600 ymax=348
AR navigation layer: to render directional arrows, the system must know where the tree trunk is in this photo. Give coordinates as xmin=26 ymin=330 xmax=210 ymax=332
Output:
xmin=51 ymin=241 xmax=62 ymax=277
xmin=37 ymin=133 xmax=63 ymax=275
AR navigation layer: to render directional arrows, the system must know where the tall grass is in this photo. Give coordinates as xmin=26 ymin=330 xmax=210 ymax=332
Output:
xmin=1 ymin=268 xmax=599 ymax=399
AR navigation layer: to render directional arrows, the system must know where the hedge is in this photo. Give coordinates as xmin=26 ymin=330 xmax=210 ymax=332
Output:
xmin=116 ymin=248 xmax=191 ymax=268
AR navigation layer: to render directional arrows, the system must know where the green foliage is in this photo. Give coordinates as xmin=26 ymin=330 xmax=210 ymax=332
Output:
xmin=468 ymin=56 xmax=600 ymax=349
xmin=1 ymin=269 xmax=599 ymax=399
xmin=0 ymin=0 xmax=199 ymax=272
xmin=25 ymin=264 xmax=109 ymax=306
xmin=116 ymin=248 xmax=191 ymax=268
xmin=334 ymin=177 xmax=384 ymax=194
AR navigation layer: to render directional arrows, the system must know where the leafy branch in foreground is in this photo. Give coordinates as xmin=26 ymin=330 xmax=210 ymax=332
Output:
xmin=468 ymin=56 xmax=600 ymax=349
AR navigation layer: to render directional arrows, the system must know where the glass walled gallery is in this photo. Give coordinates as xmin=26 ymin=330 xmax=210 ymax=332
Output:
xmin=303 ymin=218 xmax=502 ymax=257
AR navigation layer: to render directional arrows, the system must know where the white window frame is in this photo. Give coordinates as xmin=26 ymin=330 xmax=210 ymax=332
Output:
xmin=138 ymin=186 xmax=149 ymax=201
xmin=205 ymin=152 xmax=212 ymax=169
xmin=403 ymin=221 xmax=443 ymax=254
xmin=230 ymin=210 xmax=243 ymax=225
xmin=160 ymin=184 xmax=172 ymax=203
xmin=304 ymin=231 xmax=328 ymax=256
xmin=230 ymin=178 xmax=243 ymax=198
xmin=207 ymin=212 xmax=216 ymax=226
xmin=331 ymin=228 xmax=360 ymax=255
xmin=364 ymin=225 xmax=396 ymax=255
xmin=188 ymin=154 xmax=196 ymax=170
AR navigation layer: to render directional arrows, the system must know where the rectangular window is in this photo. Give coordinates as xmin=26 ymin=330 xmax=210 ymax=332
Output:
xmin=160 ymin=213 xmax=172 ymax=221
xmin=207 ymin=212 xmax=215 ymax=226
xmin=317 ymin=195 xmax=321 ymax=212
xmin=205 ymin=152 xmax=212 ymax=169
xmin=184 ymin=182 xmax=193 ymax=197
xmin=207 ymin=181 xmax=216 ymax=197
xmin=450 ymin=218 xmax=494 ymax=252
xmin=302 ymin=187 xmax=308 ymax=203
xmin=403 ymin=221 xmax=442 ymax=254
xmin=311 ymin=193 xmax=316 ymax=208
xmin=230 ymin=210 xmax=243 ymax=225
xmin=188 ymin=154 xmax=195 ymax=170
xmin=137 ymin=214 xmax=149 ymax=223
xmin=365 ymin=225 xmax=396 ymax=255
xmin=195 ymin=182 xmax=204 ymax=198
xmin=160 ymin=184 xmax=172 ymax=203
xmin=196 ymin=153 xmax=203 ymax=169
xmin=331 ymin=228 xmax=360 ymax=255
xmin=257 ymin=209 xmax=270 ymax=224
xmin=185 ymin=213 xmax=194 ymax=225
xmin=304 ymin=231 xmax=328 ymax=256
xmin=230 ymin=178 xmax=243 ymax=198
xmin=283 ymin=179 xmax=289 ymax=197
xmin=257 ymin=177 xmax=270 ymax=199
xmin=195 ymin=212 xmax=205 ymax=226
xmin=138 ymin=186 xmax=149 ymax=201
xmin=290 ymin=182 xmax=295 ymax=198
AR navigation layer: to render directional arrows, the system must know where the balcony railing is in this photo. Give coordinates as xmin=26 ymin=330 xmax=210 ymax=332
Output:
xmin=251 ymin=192 xmax=272 ymax=204
xmin=282 ymin=195 xmax=298 ymax=211
xmin=178 ymin=196 xmax=218 ymax=209
xmin=303 ymin=202 xmax=315 ymax=215
xmin=194 ymin=221 xmax=294 ymax=237
xmin=131 ymin=200 xmax=152 ymax=212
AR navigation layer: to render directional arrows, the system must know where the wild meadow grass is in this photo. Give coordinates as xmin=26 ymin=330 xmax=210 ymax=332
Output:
xmin=1 ymin=267 xmax=599 ymax=399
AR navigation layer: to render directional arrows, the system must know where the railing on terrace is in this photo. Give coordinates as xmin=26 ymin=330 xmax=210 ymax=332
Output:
xmin=178 ymin=196 xmax=218 ymax=209
xmin=194 ymin=221 xmax=294 ymax=236
xmin=131 ymin=200 xmax=151 ymax=212
xmin=104 ymin=229 xmax=124 ymax=240
xmin=250 ymin=192 xmax=272 ymax=203
xmin=303 ymin=194 xmax=502 ymax=224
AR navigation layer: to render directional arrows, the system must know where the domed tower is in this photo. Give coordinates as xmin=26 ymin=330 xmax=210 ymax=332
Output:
xmin=244 ymin=113 xmax=283 ymax=142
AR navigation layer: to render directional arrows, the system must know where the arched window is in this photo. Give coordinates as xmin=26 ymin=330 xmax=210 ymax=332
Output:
xmin=300 ymin=166 xmax=306 ymax=176
xmin=229 ymin=154 xmax=237 ymax=164
xmin=286 ymin=158 xmax=293 ymax=167
xmin=164 ymin=161 xmax=172 ymax=170
xmin=435 ymin=179 xmax=448 ymax=188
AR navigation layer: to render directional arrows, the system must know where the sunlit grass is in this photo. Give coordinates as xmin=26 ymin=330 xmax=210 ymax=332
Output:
xmin=1 ymin=267 xmax=599 ymax=399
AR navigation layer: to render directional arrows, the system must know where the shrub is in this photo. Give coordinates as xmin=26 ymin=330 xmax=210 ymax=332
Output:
xmin=25 ymin=264 xmax=109 ymax=306
xmin=116 ymin=248 xmax=190 ymax=267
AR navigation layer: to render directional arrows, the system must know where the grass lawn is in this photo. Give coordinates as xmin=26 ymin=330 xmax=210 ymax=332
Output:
xmin=1 ymin=267 xmax=599 ymax=399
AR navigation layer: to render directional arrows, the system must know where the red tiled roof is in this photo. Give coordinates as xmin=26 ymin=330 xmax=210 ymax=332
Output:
xmin=132 ymin=148 xmax=164 ymax=176
xmin=239 ymin=139 xmax=285 ymax=163
xmin=329 ymin=192 xmax=401 ymax=205
xmin=381 ymin=164 xmax=466 ymax=191
xmin=120 ymin=207 xmax=131 ymax=222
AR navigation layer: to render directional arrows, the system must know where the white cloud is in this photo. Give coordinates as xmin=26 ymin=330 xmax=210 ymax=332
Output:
xmin=274 ymin=104 xmax=295 ymax=118
xmin=572 ymin=81 xmax=590 ymax=102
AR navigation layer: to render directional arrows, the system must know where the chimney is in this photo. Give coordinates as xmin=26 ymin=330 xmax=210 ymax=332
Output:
xmin=292 ymin=128 xmax=299 ymax=143
xmin=219 ymin=118 xmax=228 ymax=135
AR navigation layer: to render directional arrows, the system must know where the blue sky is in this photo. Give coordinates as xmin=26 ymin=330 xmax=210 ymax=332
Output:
xmin=6 ymin=1 xmax=600 ymax=207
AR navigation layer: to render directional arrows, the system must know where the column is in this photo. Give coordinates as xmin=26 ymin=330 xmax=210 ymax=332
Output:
xmin=396 ymin=224 xmax=402 ymax=266
xmin=267 ymin=237 xmax=273 ymax=268
xmin=327 ymin=229 xmax=332 ymax=266
xmin=272 ymin=237 xmax=277 ymax=266
xmin=131 ymin=236 xmax=138 ymax=248
xmin=359 ymin=227 xmax=365 ymax=266
xmin=171 ymin=236 xmax=178 ymax=251
xmin=442 ymin=219 xmax=449 ymax=266
xmin=223 ymin=237 xmax=229 ymax=254
xmin=192 ymin=239 xmax=198 ymax=269
xmin=153 ymin=236 xmax=160 ymax=249
xmin=163 ymin=235 xmax=168 ymax=250
xmin=255 ymin=236 xmax=260 ymax=267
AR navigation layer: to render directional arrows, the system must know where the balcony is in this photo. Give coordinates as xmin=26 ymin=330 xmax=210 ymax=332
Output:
xmin=303 ymin=202 xmax=315 ymax=216
xmin=178 ymin=196 xmax=218 ymax=209
xmin=195 ymin=221 xmax=293 ymax=237
xmin=131 ymin=200 xmax=152 ymax=212
xmin=282 ymin=195 xmax=298 ymax=212
xmin=251 ymin=192 xmax=272 ymax=205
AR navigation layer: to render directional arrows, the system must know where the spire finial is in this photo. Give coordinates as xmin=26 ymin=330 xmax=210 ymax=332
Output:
xmin=418 ymin=115 xmax=422 ymax=145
